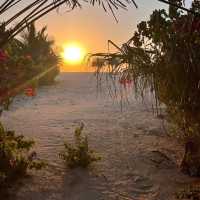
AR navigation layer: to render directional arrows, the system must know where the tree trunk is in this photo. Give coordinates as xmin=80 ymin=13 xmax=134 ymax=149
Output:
xmin=181 ymin=137 xmax=200 ymax=177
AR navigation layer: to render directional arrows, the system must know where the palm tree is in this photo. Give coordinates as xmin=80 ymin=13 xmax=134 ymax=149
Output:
xmin=16 ymin=23 xmax=60 ymax=82
xmin=19 ymin=23 xmax=55 ymax=65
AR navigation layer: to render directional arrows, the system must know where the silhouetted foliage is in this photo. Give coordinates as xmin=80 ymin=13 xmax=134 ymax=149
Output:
xmin=90 ymin=0 xmax=200 ymax=176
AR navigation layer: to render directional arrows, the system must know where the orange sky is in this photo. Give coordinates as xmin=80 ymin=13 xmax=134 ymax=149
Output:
xmin=4 ymin=1 xmax=193 ymax=71
xmin=35 ymin=1 xmax=166 ymax=72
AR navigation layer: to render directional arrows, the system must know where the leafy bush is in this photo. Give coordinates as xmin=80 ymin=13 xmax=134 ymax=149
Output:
xmin=0 ymin=23 xmax=59 ymax=105
xmin=18 ymin=23 xmax=60 ymax=71
xmin=90 ymin=1 xmax=200 ymax=176
xmin=60 ymin=123 xmax=101 ymax=168
xmin=0 ymin=122 xmax=45 ymax=185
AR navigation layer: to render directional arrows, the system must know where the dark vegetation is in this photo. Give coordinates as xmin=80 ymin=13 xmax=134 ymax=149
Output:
xmin=0 ymin=23 xmax=56 ymax=184
xmin=0 ymin=122 xmax=45 ymax=187
xmin=60 ymin=123 xmax=101 ymax=168
xmin=0 ymin=22 xmax=59 ymax=105
xmin=90 ymin=0 xmax=200 ymax=176
xmin=0 ymin=21 xmax=59 ymax=187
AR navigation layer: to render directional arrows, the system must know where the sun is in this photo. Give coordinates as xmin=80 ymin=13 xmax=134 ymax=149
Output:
xmin=62 ymin=44 xmax=85 ymax=64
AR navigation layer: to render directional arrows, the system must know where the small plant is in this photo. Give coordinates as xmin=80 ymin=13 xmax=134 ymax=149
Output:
xmin=0 ymin=122 xmax=45 ymax=185
xmin=60 ymin=123 xmax=101 ymax=168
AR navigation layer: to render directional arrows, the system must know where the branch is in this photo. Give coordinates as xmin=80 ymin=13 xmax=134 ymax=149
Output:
xmin=158 ymin=0 xmax=197 ymax=15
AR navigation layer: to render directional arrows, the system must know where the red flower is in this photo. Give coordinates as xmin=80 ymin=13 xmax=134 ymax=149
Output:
xmin=24 ymin=87 xmax=36 ymax=97
xmin=119 ymin=78 xmax=133 ymax=87
xmin=191 ymin=19 xmax=200 ymax=33
xmin=26 ymin=55 xmax=32 ymax=60
xmin=0 ymin=49 xmax=8 ymax=62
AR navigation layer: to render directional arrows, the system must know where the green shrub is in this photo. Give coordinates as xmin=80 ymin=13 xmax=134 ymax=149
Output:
xmin=60 ymin=123 xmax=101 ymax=168
xmin=0 ymin=122 xmax=45 ymax=185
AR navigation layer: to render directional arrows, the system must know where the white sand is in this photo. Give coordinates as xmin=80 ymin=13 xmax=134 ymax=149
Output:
xmin=1 ymin=73 xmax=196 ymax=200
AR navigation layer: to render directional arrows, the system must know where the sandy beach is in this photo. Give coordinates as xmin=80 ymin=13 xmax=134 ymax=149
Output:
xmin=1 ymin=72 xmax=197 ymax=200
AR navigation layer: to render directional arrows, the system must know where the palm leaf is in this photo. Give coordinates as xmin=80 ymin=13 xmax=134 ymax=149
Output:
xmin=0 ymin=0 xmax=138 ymax=47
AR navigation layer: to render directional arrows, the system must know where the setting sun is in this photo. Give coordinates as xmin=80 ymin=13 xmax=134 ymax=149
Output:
xmin=62 ymin=44 xmax=85 ymax=64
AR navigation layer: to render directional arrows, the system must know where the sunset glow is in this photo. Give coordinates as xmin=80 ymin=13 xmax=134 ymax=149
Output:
xmin=62 ymin=44 xmax=85 ymax=64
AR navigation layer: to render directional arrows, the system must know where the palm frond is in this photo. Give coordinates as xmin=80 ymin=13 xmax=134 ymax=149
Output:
xmin=0 ymin=0 xmax=138 ymax=47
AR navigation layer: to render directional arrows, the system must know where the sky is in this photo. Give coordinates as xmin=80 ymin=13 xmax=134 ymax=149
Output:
xmin=36 ymin=0 xmax=168 ymax=71
xmin=36 ymin=0 xmax=166 ymax=53
xmin=4 ymin=0 xmax=192 ymax=71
